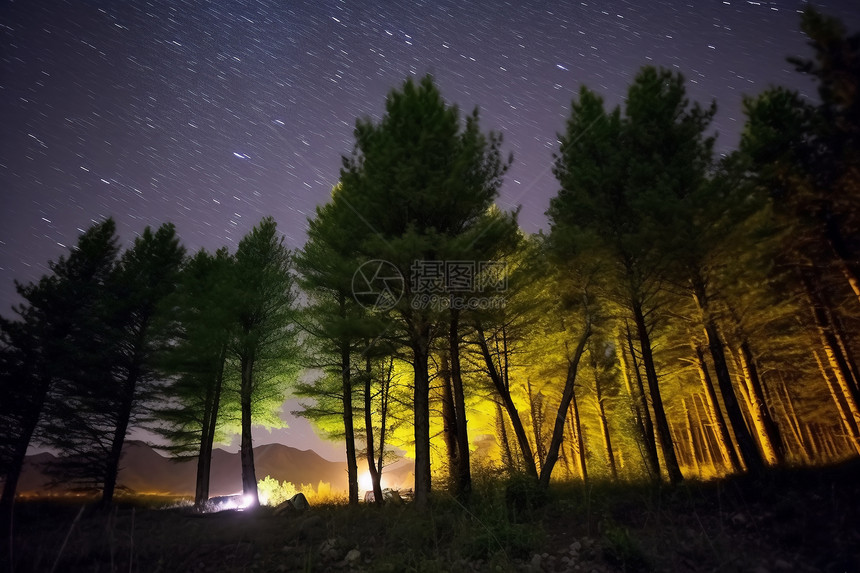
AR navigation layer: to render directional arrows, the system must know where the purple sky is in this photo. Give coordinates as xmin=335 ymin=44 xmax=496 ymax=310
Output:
xmin=2 ymin=0 xmax=858 ymax=458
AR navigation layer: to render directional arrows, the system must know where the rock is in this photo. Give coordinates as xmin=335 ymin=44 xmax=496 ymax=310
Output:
xmin=291 ymin=493 xmax=310 ymax=512
xmin=383 ymin=488 xmax=404 ymax=505
xmin=344 ymin=549 xmax=361 ymax=564
xmin=774 ymin=559 xmax=792 ymax=570
xmin=529 ymin=553 xmax=542 ymax=572
xmin=319 ymin=538 xmax=342 ymax=561
xmin=273 ymin=500 xmax=295 ymax=516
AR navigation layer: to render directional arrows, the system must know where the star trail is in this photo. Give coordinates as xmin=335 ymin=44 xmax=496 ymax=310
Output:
xmin=2 ymin=0 xmax=859 ymax=314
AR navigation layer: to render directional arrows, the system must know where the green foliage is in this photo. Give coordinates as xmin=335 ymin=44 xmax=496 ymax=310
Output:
xmin=257 ymin=475 xmax=301 ymax=506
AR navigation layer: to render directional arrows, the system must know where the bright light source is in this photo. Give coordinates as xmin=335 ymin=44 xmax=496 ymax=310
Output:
xmin=359 ymin=471 xmax=373 ymax=492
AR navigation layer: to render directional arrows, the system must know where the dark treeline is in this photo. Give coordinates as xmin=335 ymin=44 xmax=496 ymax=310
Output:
xmin=1 ymin=7 xmax=858 ymax=523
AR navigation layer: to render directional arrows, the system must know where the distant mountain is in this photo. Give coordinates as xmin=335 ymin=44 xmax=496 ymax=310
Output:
xmin=17 ymin=441 xmax=351 ymax=497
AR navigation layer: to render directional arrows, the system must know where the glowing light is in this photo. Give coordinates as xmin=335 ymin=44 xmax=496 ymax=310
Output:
xmin=359 ymin=471 xmax=373 ymax=492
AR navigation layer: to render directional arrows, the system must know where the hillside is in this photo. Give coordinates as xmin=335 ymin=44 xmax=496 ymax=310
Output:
xmin=16 ymin=441 xmax=351 ymax=496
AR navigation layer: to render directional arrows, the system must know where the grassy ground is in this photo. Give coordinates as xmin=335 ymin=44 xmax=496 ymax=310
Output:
xmin=3 ymin=461 xmax=859 ymax=572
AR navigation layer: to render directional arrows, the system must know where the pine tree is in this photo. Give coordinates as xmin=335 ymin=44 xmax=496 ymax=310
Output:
xmin=43 ymin=223 xmax=185 ymax=507
xmin=337 ymin=75 xmax=512 ymax=506
xmin=294 ymin=186 xmax=390 ymax=505
xmin=153 ymin=247 xmax=236 ymax=510
xmin=549 ymin=71 xmax=690 ymax=483
xmin=1 ymin=219 xmax=119 ymax=518
xmin=230 ymin=217 xmax=299 ymax=507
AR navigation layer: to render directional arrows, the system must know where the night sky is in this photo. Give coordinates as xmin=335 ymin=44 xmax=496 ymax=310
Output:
xmin=2 ymin=1 xmax=859 ymax=455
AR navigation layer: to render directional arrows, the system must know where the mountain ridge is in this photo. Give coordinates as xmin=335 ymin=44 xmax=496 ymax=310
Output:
xmin=17 ymin=440 xmax=350 ymax=496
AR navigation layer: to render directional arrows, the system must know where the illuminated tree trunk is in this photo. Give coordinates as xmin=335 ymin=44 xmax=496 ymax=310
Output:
xmin=571 ymin=389 xmax=588 ymax=484
xmin=813 ymin=349 xmax=860 ymax=455
xmin=565 ymin=415 xmax=579 ymax=478
xmin=774 ymin=377 xmax=812 ymax=464
xmin=496 ymin=403 xmax=514 ymax=469
xmin=594 ymin=387 xmax=617 ymax=479
xmin=620 ymin=327 xmax=659 ymax=480
xmin=448 ymin=308 xmax=471 ymax=500
xmin=539 ymin=323 xmax=591 ymax=489
xmin=691 ymin=394 xmax=718 ymax=474
xmin=364 ymin=356 xmax=385 ymax=506
xmin=692 ymin=281 xmax=764 ymax=476
xmin=631 ymin=300 xmax=684 ymax=484
xmin=803 ymin=422 xmax=826 ymax=464
xmin=670 ymin=422 xmax=690 ymax=469
xmin=694 ymin=346 xmax=740 ymax=473
xmin=683 ymin=398 xmax=702 ymax=477
xmin=736 ymin=345 xmax=782 ymax=465
xmin=439 ymin=352 xmax=460 ymax=487
xmin=695 ymin=346 xmax=742 ymax=473
xmin=801 ymin=270 xmax=860 ymax=434
xmin=475 ymin=322 xmax=538 ymax=478
xmin=827 ymin=309 xmax=860 ymax=396
xmin=240 ymin=354 xmax=259 ymax=508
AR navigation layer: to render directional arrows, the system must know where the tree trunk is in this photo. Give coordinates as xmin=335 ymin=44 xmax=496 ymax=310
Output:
xmin=439 ymin=352 xmax=459 ymax=487
xmin=364 ymin=356 xmax=384 ymax=505
xmin=539 ymin=323 xmax=591 ymax=489
xmin=496 ymin=403 xmax=514 ymax=469
xmin=631 ymin=300 xmax=683 ymax=484
xmin=824 ymin=209 xmax=860 ymax=306
xmin=827 ymin=310 xmax=860 ymax=396
xmin=0 ymin=372 xmax=49 ymax=536
xmin=341 ymin=340 xmax=359 ymax=506
xmin=691 ymin=394 xmax=718 ymax=474
xmin=240 ymin=354 xmax=259 ymax=508
xmin=801 ymin=270 xmax=860 ymax=433
xmin=101 ymin=357 xmax=141 ymax=509
xmin=814 ymin=349 xmax=860 ymax=455
xmin=411 ymin=323 xmax=432 ymax=508
xmin=619 ymin=328 xmax=659 ymax=480
xmin=572 ymin=387 xmax=588 ymax=484
xmin=694 ymin=346 xmax=740 ymax=473
xmin=448 ymin=309 xmax=471 ymax=500
xmin=773 ymin=376 xmax=811 ymax=464
xmin=195 ymin=349 xmax=225 ymax=510
xmin=593 ymin=383 xmax=616 ymax=479
xmin=736 ymin=344 xmax=783 ymax=465
xmin=683 ymin=398 xmax=702 ymax=478
xmin=691 ymin=280 xmax=764 ymax=476
xmin=475 ymin=322 xmax=538 ymax=478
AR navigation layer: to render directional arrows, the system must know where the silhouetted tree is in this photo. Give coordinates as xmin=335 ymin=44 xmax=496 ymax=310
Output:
xmin=153 ymin=247 xmax=237 ymax=510
xmin=43 ymin=223 xmax=185 ymax=507
xmin=0 ymin=220 xmax=119 ymax=516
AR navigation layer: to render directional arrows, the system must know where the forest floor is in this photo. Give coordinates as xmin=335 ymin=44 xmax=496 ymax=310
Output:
xmin=2 ymin=460 xmax=859 ymax=572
